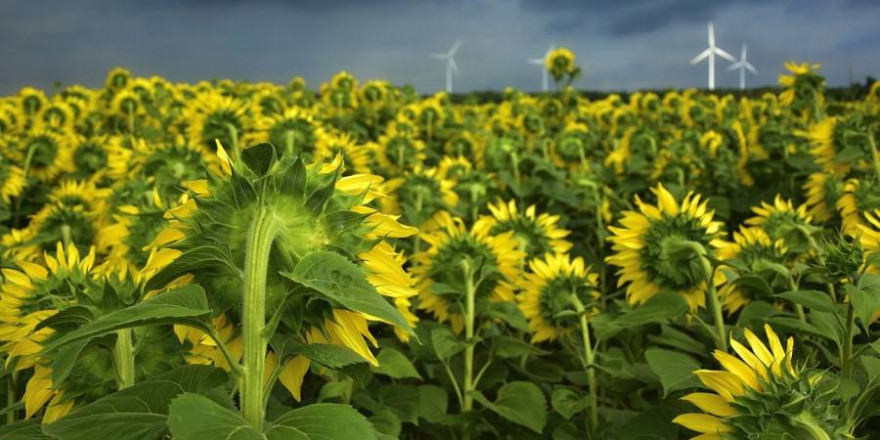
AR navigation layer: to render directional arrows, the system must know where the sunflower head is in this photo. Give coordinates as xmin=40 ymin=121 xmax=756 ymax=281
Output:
xmin=145 ymin=141 xmax=417 ymax=363
xmin=675 ymin=325 xmax=848 ymax=440
xmin=473 ymin=199 xmax=571 ymax=263
xmin=105 ymin=67 xmax=132 ymax=91
xmin=518 ymin=253 xmax=599 ymax=342
xmin=381 ymin=167 xmax=458 ymax=230
xmin=804 ymin=172 xmax=844 ymax=223
xmin=546 ymin=47 xmax=580 ymax=84
xmin=607 ymin=183 xmax=725 ymax=310
xmin=252 ymin=107 xmax=317 ymax=159
xmin=717 ymin=227 xmax=789 ymax=313
xmin=838 ymin=178 xmax=880 ymax=235
xmin=185 ymin=92 xmax=250 ymax=150
xmin=745 ymin=195 xmax=817 ymax=257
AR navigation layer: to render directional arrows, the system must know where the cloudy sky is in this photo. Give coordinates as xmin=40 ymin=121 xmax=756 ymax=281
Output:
xmin=1 ymin=0 xmax=878 ymax=95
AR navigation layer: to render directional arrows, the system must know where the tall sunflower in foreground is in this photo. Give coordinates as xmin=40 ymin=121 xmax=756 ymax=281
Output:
xmin=144 ymin=141 xmax=418 ymax=402
xmin=413 ymin=216 xmax=524 ymax=333
xmin=517 ymin=253 xmax=599 ymax=343
xmin=473 ymin=199 xmax=571 ymax=263
xmin=674 ymin=325 xmax=849 ymax=440
xmin=607 ymin=183 xmax=725 ymax=310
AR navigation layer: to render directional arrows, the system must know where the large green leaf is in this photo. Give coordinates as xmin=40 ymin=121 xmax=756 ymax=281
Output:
xmin=41 ymin=285 xmax=212 ymax=354
xmin=281 ymin=251 xmax=413 ymax=334
xmin=644 ymin=348 xmax=703 ymax=397
xmin=273 ymin=337 xmax=369 ymax=369
xmin=594 ymin=292 xmax=688 ymax=340
xmin=471 ymin=381 xmax=547 ymax=433
xmin=373 ymin=348 xmax=421 ymax=380
xmin=266 ymin=403 xmax=378 ymax=440
xmin=773 ymin=290 xmax=838 ymax=313
xmin=0 ymin=420 xmax=55 ymax=440
xmin=168 ymin=393 xmax=262 ymax=440
xmin=846 ymin=274 xmax=880 ymax=326
xmin=43 ymin=365 xmax=228 ymax=440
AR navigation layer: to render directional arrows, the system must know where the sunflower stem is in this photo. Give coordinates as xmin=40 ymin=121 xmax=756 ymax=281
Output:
xmin=461 ymin=260 xmax=476 ymax=440
xmin=225 ymin=122 xmax=241 ymax=161
xmin=240 ymin=205 xmax=276 ymax=429
xmin=701 ymin=257 xmax=727 ymax=352
xmin=6 ymin=373 xmax=16 ymax=423
xmin=866 ymin=127 xmax=880 ymax=182
xmin=571 ymin=293 xmax=599 ymax=437
xmin=841 ymin=303 xmax=855 ymax=380
xmin=114 ymin=329 xmax=136 ymax=389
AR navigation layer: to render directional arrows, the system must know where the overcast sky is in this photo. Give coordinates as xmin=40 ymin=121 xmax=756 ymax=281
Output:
xmin=1 ymin=0 xmax=878 ymax=95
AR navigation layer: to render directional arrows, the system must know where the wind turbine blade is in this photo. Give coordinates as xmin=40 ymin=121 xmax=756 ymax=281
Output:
xmin=727 ymin=62 xmax=742 ymax=71
xmin=528 ymin=58 xmax=544 ymax=65
xmin=429 ymin=53 xmax=446 ymax=60
xmin=448 ymin=40 xmax=462 ymax=56
xmin=708 ymin=22 xmax=715 ymax=47
xmin=449 ymin=58 xmax=459 ymax=75
xmin=741 ymin=44 xmax=747 ymax=60
xmin=714 ymin=47 xmax=737 ymax=62
xmin=745 ymin=63 xmax=758 ymax=75
xmin=690 ymin=48 xmax=712 ymax=65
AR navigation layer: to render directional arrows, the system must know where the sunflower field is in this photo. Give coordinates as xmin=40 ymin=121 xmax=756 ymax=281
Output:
xmin=0 ymin=54 xmax=880 ymax=440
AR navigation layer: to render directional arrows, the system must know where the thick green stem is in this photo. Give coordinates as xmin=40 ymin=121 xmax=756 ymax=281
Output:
xmin=240 ymin=206 xmax=276 ymax=429
xmin=226 ymin=123 xmax=241 ymax=161
xmin=571 ymin=294 xmax=599 ymax=436
xmin=841 ymin=303 xmax=855 ymax=379
xmin=701 ymin=258 xmax=727 ymax=352
xmin=6 ymin=373 xmax=16 ymax=424
xmin=461 ymin=261 xmax=476 ymax=440
xmin=114 ymin=329 xmax=136 ymax=389
xmin=793 ymin=412 xmax=831 ymax=440
xmin=867 ymin=128 xmax=880 ymax=182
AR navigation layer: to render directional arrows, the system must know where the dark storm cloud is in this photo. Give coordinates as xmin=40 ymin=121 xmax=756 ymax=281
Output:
xmin=522 ymin=0 xmax=767 ymax=36
xmin=0 ymin=0 xmax=877 ymax=94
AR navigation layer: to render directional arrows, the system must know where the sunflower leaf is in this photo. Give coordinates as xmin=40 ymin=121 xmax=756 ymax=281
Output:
xmin=644 ymin=348 xmax=704 ymax=397
xmin=280 ymin=251 xmax=414 ymax=335
xmin=470 ymin=381 xmax=547 ymax=433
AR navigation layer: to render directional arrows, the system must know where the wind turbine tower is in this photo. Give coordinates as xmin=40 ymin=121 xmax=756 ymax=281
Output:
xmin=430 ymin=40 xmax=462 ymax=93
xmin=690 ymin=22 xmax=736 ymax=90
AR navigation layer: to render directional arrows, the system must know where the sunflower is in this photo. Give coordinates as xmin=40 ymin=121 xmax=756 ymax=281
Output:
xmin=107 ymin=136 xmax=210 ymax=199
xmin=804 ymin=172 xmax=844 ymax=223
xmin=374 ymin=119 xmax=427 ymax=175
xmin=14 ymin=130 xmax=73 ymax=182
xmin=837 ymin=178 xmax=880 ymax=235
xmin=381 ymin=166 xmax=458 ymax=231
xmin=18 ymin=87 xmax=48 ymax=117
xmin=314 ymin=127 xmax=370 ymax=175
xmin=185 ymin=92 xmax=251 ymax=150
xmin=674 ymin=325 xmax=847 ymax=439
xmin=546 ymin=47 xmax=580 ymax=84
xmin=550 ymin=121 xmax=593 ymax=170
xmin=0 ymin=158 xmax=26 ymax=203
xmin=518 ymin=253 xmax=599 ymax=342
xmin=607 ymin=183 xmax=726 ymax=310
xmin=744 ymin=196 xmax=815 ymax=256
xmin=36 ymin=99 xmax=76 ymax=132
xmin=473 ymin=199 xmax=571 ymax=263
xmin=716 ymin=227 xmax=789 ymax=313
xmin=70 ymin=135 xmax=111 ymax=180
xmin=251 ymin=107 xmax=318 ymax=159
xmin=0 ymin=243 xmax=98 ymax=421
xmin=105 ymin=67 xmax=132 ymax=91
xmin=413 ymin=216 xmax=524 ymax=333
xmin=144 ymin=142 xmax=418 ymax=389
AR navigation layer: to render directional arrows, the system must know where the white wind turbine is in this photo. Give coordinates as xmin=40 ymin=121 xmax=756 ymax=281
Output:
xmin=727 ymin=44 xmax=758 ymax=90
xmin=430 ymin=40 xmax=462 ymax=93
xmin=528 ymin=43 xmax=555 ymax=92
xmin=690 ymin=22 xmax=736 ymax=90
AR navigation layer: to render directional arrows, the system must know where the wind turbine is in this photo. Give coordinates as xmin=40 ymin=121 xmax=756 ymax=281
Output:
xmin=727 ymin=44 xmax=758 ymax=90
xmin=430 ymin=40 xmax=462 ymax=93
xmin=690 ymin=22 xmax=736 ymax=90
xmin=528 ymin=43 xmax=555 ymax=92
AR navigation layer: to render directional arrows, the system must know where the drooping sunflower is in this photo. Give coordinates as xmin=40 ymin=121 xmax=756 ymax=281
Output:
xmin=607 ymin=183 xmax=726 ymax=310
xmin=550 ymin=121 xmax=595 ymax=170
xmin=837 ymin=178 xmax=880 ymax=235
xmin=473 ymin=199 xmax=571 ymax=263
xmin=69 ymin=135 xmax=111 ymax=181
xmin=413 ymin=216 xmax=524 ymax=333
xmin=716 ymin=227 xmax=789 ymax=313
xmin=517 ymin=253 xmax=599 ymax=343
xmin=546 ymin=47 xmax=580 ymax=85
xmin=804 ymin=172 xmax=844 ymax=223
xmin=674 ymin=325 xmax=848 ymax=440
xmin=36 ymin=99 xmax=76 ymax=132
xmin=858 ymin=209 xmax=880 ymax=254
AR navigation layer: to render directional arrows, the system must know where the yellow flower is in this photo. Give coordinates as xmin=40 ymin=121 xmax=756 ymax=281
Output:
xmin=517 ymin=253 xmax=599 ymax=342
xmin=473 ymin=199 xmax=571 ymax=263
xmin=716 ymin=227 xmax=788 ymax=313
xmin=607 ymin=183 xmax=725 ymax=310
xmin=803 ymin=172 xmax=843 ymax=223
xmin=414 ymin=216 xmax=524 ymax=333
